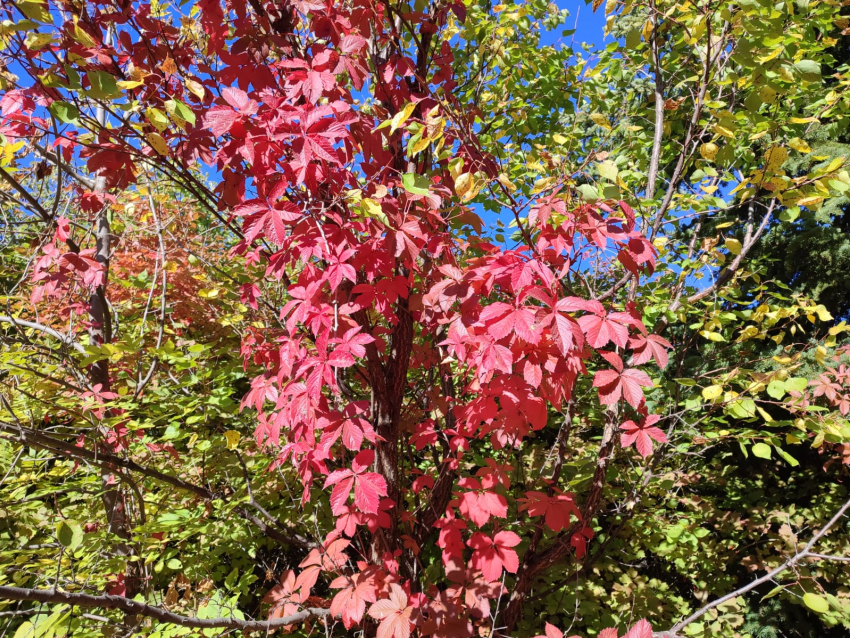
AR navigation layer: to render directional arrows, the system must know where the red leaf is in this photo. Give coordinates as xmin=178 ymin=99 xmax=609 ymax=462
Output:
xmin=204 ymin=105 xmax=240 ymax=136
xmin=624 ymin=619 xmax=653 ymax=638
xmin=368 ymin=584 xmax=413 ymax=638
xmin=621 ymin=414 xmax=667 ymax=458
xmin=593 ymin=367 xmax=653 ymax=408
xmin=468 ymin=531 xmax=521 ymax=582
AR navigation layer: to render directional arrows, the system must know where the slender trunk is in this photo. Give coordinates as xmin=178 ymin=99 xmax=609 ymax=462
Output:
xmin=503 ymin=411 xmax=618 ymax=631
xmin=88 ymin=173 xmax=141 ymax=598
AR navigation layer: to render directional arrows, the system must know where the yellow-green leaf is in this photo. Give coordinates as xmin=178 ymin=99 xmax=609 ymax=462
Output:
xmin=803 ymin=593 xmax=829 ymax=614
xmin=702 ymin=385 xmax=723 ymax=400
xmin=751 ymin=442 xmax=772 ymax=459
xmin=725 ymin=238 xmax=742 ymax=255
xmin=146 ymin=107 xmax=169 ymax=132
xmin=390 ymin=102 xmax=416 ymax=133
xmin=17 ymin=0 xmax=51 ymax=23
xmin=788 ymin=137 xmax=811 ymax=154
xmin=24 ymin=32 xmax=54 ymax=50
xmin=597 ymin=160 xmax=618 ymax=182
xmin=700 ymin=143 xmax=718 ymax=161
xmin=590 ymin=113 xmax=612 ymax=130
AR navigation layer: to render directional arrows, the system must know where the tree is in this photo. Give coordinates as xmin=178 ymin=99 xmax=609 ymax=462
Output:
xmin=1 ymin=0 xmax=850 ymax=637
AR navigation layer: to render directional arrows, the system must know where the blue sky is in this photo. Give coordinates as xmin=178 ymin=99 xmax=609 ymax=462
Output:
xmin=542 ymin=0 xmax=610 ymax=49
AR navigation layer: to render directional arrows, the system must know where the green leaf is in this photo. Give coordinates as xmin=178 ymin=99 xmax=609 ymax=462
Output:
xmin=774 ymin=446 xmax=799 ymax=467
xmin=165 ymin=99 xmax=196 ymax=127
xmin=167 ymin=558 xmax=183 ymax=569
xmin=751 ymin=442 xmax=772 ymax=459
xmin=597 ymin=160 xmax=618 ymax=181
xmin=86 ymin=71 xmax=120 ymax=99
xmin=48 ymin=102 xmax=79 ymax=125
xmin=766 ymin=380 xmax=786 ymax=400
xmin=401 ymin=173 xmax=430 ymax=196
xmin=803 ymin=592 xmax=829 ymax=614
xmin=794 ymin=60 xmax=821 ymax=81
xmin=57 ymin=520 xmax=83 ymax=550
xmin=761 ymin=585 xmax=784 ymax=601
xmin=784 ymin=377 xmax=808 ymax=393
xmin=779 ymin=206 xmax=800 ymax=223
xmin=728 ymin=398 xmax=756 ymax=419
xmin=577 ymin=184 xmax=599 ymax=202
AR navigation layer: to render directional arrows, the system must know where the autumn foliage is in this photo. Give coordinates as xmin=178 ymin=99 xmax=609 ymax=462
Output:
xmin=3 ymin=0 xmax=850 ymax=636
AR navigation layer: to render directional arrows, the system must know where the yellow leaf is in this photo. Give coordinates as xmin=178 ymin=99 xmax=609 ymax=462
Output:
xmin=185 ymin=78 xmax=205 ymax=99
xmin=756 ymin=405 xmax=774 ymax=422
xmin=24 ymin=32 xmax=53 ymax=50
xmin=725 ymin=238 xmax=742 ymax=255
xmin=816 ymin=345 xmax=827 ymax=366
xmin=409 ymin=135 xmax=430 ymax=155
xmin=756 ymin=46 xmax=784 ymax=63
xmin=146 ymin=107 xmax=169 ymax=132
xmin=828 ymin=321 xmax=847 ymax=336
xmin=553 ymin=133 xmax=568 ymax=145
xmin=788 ymin=137 xmax=811 ymax=153
xmin=146 ymin=133 xmax=169 ymax=156
xmin=455 ymin=172 xmax=473 ymax=198
xmin=497 ymin=173 xmax=517 ymax=191
xmin=789 ymin=116 xmax=818 ymax=124
xmin=605 ymin=0 xmax=618 ymax=14
xmin=764 ymin=146 xmax=788 ymax=172
xmin=117 ymin=80 xmax=145 ymax=89
xmin=223 ymin=430 xmax=240 ymax=450
xmin=702 ymin=385 xmax=723 ymax=400
xmin=700 ymin=142 xmax=718 ymax=161
xmin=796 ymin=196 xmax=823 ymax=206
xmin=814 ymin=305 xmax=833 ymax=322
xmin=825 ymin=157 xmax=845 ymax=173
xmin=590 ymin=113 xmax=612 ymax=130
xmin=713 ymin=124 xmax=735 ymax=139
xmin=641 ymin=18 xmax=653 ymax=41
xmin=72 ymin=19 xmax=98 ymax=47
xmin=390 ymin=102 xmax=416 ymax=133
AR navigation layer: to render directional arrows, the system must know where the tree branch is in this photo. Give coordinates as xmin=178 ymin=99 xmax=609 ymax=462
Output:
xmin=666 ymin=494 xmax=850 ymax=635
xmin=0 ymin=420 xmax=311 ymax=548
xmin=0 ymin=586 xmax=329 ymax=631
xmin=0 ymin=315 xmax=86 ymax=354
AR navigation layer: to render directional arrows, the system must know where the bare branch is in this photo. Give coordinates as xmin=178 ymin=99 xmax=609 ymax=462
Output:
xmin=0 ymin=586 xmax=329 ymax=631
xmin=0 ymin=315 xmax=86 ymax=354
xmin=32 ymin=141 xmax=96 ymax=190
